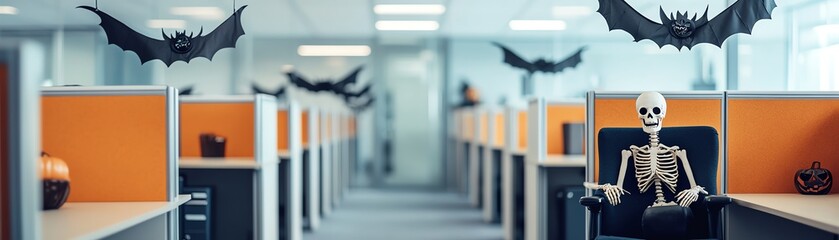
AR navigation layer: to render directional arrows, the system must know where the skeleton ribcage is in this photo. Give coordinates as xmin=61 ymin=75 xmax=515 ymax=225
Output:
xmin=633 ymin=148 xmax=679 ymax=193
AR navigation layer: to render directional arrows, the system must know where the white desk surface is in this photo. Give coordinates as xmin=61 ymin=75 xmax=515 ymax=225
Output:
xmin=730 ymin=194 xmax=839 ymax=234
xmin=532 ymin=154 xmax=586 ymax=167
xmin=42 ymin=195 xmax=191 ymax=240
xmin=278 ymin=150 xmax=290 ymax=159
xmin=179 ymin=157 xmax=265 ymax=169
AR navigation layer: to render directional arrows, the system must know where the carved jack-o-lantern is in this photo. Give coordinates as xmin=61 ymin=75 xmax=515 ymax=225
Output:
xmin=794 ymin=161 xmax=832 ymax=195
xmin=40 ymin=152 xmax=70 ymax=210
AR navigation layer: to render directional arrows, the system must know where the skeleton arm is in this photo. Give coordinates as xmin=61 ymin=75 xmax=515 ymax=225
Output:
xmin=584 ymin=148 xmax=635 ymax=206
xmin=673 ymin=149 xmax=709 ymax=207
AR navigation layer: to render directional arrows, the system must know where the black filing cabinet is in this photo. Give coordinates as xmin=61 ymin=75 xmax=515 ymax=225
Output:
xmin=180 ymin=186 xmax=212 ymax=240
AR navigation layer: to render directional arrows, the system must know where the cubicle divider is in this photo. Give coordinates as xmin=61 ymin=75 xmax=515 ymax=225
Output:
xmin=331 ymin=112 xmax=342 ymax=207
xmin=525 ymin=99 xmax=587 ymax=240
xmin=41 ymin=86 xmax=186 ymax=240
xmin=304 ymin=107 xmax=321 ymax=230
xmin=483 ymin=110 xmax=504 ymax=223
xmin=320 ymin=111 xmax=333 ymax=216
xmin=348 ymin=115 xmax=358 ymax=188
xmin=277 ymin=103 xmax=303 ymax=240
xmin=470 ymin=110 xmax=488 ymax=207
xmin=725 ymin=92 xmax=839 ymax=239
xmin=502 ymin=108 xmax=527 ymax=240
xmin=3 ymin=43 xmax=48 ymax=240
xmin=178 ymin=95 xmax=278 ymax=240
xmin=583 ymin=91 xmax=724 ymax=240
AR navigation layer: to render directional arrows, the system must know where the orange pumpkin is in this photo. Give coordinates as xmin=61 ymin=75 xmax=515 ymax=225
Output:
xmin=40 ymin=152 xmax=70 ymax=210
xmin=40 ymin=152 xmax=70 ymax=181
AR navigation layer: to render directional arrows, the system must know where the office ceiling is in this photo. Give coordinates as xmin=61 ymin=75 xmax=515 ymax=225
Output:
xmin=0 ymin=0 xmax=789 ymax=39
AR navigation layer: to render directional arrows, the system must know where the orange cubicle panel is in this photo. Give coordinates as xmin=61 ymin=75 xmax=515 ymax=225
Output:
xmin=278 ymin=110 xmax=289 ymax=151
xmin=593 ymin=98 xmax=722 ymax=184
xmin=302 ymin=111 xmax=309 ymax=146
xmin=546 ymin=104 xmax=586 ymax=155
xmin=518 ymin=111 xmax=527 ymax=150
xmin=479 ymin=113 xmax=488 ymax=144
xmin=349 ymin=116 xmax=356 ymax=138
xmin=42 ymin=95 xmax=169 ymax=202
xmin=728 ymin=99 xmax=839 ymax=194
xmin=180 ymin=102 xmax=255 ymax=158
xmin=494 ymin=113 xmax=504 ymax=147
xmin=463 ymin=112 xmax=474 ymax=140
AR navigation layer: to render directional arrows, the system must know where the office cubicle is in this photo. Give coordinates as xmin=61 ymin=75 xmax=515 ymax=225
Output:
xmin=320 ymin=111 xmax=333 ymax=216
xmin=178 ymin=95 xmax=279 ymax=240
xmin=584 ymin=91 xmax=725 ymax=240
xmin=725 ymin=92 xmax=839 ymax=239
xmin=278 ymin=103 xmax=304 ymax=240
xmin=41 ymin=86 xmax=186 ymax=239
xmin=525 ymin=99 xmax=587 ymax=240
xmin=483 ymin=110 xmax=504 ymax=223
xmin=470 ymin=110 xmax=488 ymax=207
xmin=502 ymin=108 xmax=527 ymax=240
xmin=302 ymin=107 xmax=322 ymax=230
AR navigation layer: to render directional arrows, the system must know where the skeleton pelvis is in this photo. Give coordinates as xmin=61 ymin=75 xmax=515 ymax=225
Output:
xmin=641 ymin=205 xmax=693 ymax=240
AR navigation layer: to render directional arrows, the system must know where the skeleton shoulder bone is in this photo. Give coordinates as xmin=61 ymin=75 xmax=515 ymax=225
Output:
xmin=584 ymin=92 xmax=708 ymax=207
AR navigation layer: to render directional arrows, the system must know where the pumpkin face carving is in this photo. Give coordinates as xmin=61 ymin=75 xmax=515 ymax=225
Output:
xmin=40 ymin=152 xmax=70 ymax=210
xmin=794 ymin=161 xmax=832 ymax=195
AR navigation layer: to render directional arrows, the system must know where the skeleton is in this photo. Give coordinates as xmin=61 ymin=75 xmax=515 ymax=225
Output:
xmin=585 ymin=92 xmax=707 ymax=207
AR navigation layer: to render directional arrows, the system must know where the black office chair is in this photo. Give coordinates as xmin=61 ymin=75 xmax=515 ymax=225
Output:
xmin=581 ymin=127 xmax=732 ymax=240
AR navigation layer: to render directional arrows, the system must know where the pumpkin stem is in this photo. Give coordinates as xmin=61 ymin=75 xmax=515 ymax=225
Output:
xmin=41 ymin=151 xmax=49 ymax=157
xmin=812 ymin=161 xmax=821 ymax=169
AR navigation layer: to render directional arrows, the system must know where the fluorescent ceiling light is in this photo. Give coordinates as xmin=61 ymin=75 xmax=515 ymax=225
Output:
xmin=374 ymin=4 xmax=445 ymax=15
xmin=170 ymin=7 xmax=224 ymax=20
xmin=509 ymin=20 xmax=566 ymax=31
xmin=552 ymin=6 xmax=592 ymax=18
xmin=297 ymin=45 xmax=372 ymax=57
xmin=814 ymin=24 xmax=839 ymax=34
xmin=376 ymin=21 xmax=439 ymax=31
xmin=147 ymin=19 xmax=186 ymax=29
xmin=0 ymin=6 xmax=18 ymax=15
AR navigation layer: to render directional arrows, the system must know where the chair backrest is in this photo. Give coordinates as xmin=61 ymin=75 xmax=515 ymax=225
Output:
xmin=597 ymin=126 xmax=718 ymax=239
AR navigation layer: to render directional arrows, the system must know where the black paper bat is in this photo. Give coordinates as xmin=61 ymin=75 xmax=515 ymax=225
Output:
xmin=343 ymin=84 xmax=371 ymax=98
xmin=348 ymin=97 xmax=375 ymax=112
xmin=179 ymin=86 xmax=193 ymax=95
xmin=493 ymin=42 xmax=585 ymax=74
xmin=286 ymin=66 xmax=363 ymax=94
xmin=597 ymin=0 xmax=776 ymax=49
xmin=78 ymin=5 xmax=247 ymax=66
xmin=252 ymin=84 xmax=286 ymax=98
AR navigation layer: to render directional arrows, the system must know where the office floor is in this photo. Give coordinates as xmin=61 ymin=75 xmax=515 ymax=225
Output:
xmin=304 ymin=188 xmax=503 ymax=240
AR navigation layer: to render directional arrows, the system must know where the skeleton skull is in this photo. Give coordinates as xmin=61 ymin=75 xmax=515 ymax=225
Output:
xmin=636 ymin=92 xmax=667 ymax=134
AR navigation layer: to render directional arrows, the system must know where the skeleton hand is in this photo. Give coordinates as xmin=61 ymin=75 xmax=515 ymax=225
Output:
xmin=584 ymin=182 xmax=629 ymax=206
xmin=675 ymin=185 xmax=708 ymax=207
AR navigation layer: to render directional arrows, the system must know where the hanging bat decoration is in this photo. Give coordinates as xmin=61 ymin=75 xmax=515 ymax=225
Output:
xmin=348 ymin=97 xmax=375 ymax=112
xmin=493 ymin=42 xmax=586 ymax=75
xmin=596 ymin=0 xmax=776 ymax=49
xmin=252 ymin=83 xmax=286 ymax=98
xmin=341 ymin=83 xmax=371 ymax=99
xmin=286 ymin=66 xmax=364 ymax=94
xmin=179 ymin=86 xmax=194 ymax=95
xmin=78 ymin=5 xmax=247 ymax=66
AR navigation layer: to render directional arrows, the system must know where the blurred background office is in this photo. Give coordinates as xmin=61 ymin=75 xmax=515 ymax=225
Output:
xmin=2 ymin=0 xmax=838 ymax=238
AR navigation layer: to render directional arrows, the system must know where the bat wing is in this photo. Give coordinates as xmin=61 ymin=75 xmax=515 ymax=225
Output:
xmin=342 ymin=83 xmax=372 ymax=101
xmin=689 ymin=0 xmax=776 ymax=48
xmin=78 ymin=6 xmax=170 ymax=65
xmin=252 ymin=83 xmax=285 ymax=97
xmin=188 ymin=6 xmax=247 ymax=63
xmin=287 ymin=72 xmax=318 ymax=92
xmin=548 ymin=47 xmax=586 ymax=73
xmin=332 ymin=66 xmax=364 ymax=91
xmin=492 ymin=42 xmax=536 ymax=73
xmin=596 ymin=0 xmax=674 ymax=48
xmin=179 ymin=86 xmax=193 ymax=95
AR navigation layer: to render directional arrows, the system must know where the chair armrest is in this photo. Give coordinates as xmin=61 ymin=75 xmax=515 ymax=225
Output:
xmin=580 ymin=195 xmax=604 ymax=207
xmin=580 ymin=196 xmax=604 ymax=240
xmin=704 ymin=195 xmax=732 ymax=239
